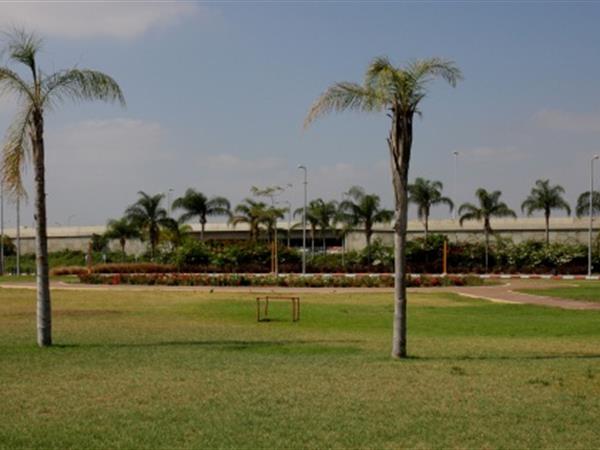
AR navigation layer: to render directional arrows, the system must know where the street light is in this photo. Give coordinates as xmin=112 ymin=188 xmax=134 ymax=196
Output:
xmin=452 ymin=151 xmax=459 ymax=220
xmin=167 ymin=188 xmax=174 ymax=215
xmin=588 ymin=155 xmax=599 ymax=277
xmin=298 ymin=165 xmax=307 ymax=274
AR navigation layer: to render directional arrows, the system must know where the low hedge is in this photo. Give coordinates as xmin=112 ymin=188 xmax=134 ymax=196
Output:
xmin=77 ymin=272 xmax=484 ymax=288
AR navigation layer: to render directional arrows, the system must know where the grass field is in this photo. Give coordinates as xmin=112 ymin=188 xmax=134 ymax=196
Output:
xmin=519 ymin=281 xmax=600 ymax=302
xmin=1 ymin=287 xmax=599 ymax=449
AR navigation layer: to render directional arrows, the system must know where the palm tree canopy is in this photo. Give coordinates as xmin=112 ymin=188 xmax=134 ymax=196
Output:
xmin=104 ymin=217 xmax=140 ymax=241
xmin=305 ymin=56 xmax=462 ymax=128
xmin=407 ymin=177 xmax=454 ymax=220
xmin=576 ymin=191 xmax=600 ymax=217
xmin=521 ymin=179 xmax=571 ymax=217
xmin=125 ymin=191 xmax=171 ymax=243
xmin=0 ymin=29 xmax=125 ymax=196
xmin=173 ymin=188 xmax=231 ymax=224
xmin=459 ymin=188 xmax=517 ymax=228
xmin=338 ymin=186 xmax=393 ymax=228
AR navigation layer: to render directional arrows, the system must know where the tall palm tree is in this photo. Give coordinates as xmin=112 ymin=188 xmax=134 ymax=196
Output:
xmin=408 ymin=177 xmax=454 ymax=238
xmin=459 ymin=189 xmax=517 ymax=272
xmin=575 ymin=191 xmax=600 ymax=218
xmin=521 ymin=179 xmax=571 ymax=244
xmin=305 ymin=57 xmax=461 ymax=358
xmin=0 ymin=30 xmax=124 ymax=347
xmin=125 ymin=192 xmax=171 ymax=258
xmin=172 ymin=189 xmax=230 ymax=240
xmin=104 ymin=217 xmax=140 ymax=256
xmin=339 ymin=186 xmax=393 ymax=261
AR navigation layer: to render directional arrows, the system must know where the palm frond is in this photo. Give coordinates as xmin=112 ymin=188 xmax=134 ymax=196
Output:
xmin=0 ymin=67 xmax=34 ymax=101
xmin=43 ymin=69 xmax=126 ymax=109
xmin=304 ymin=82 xmax=381 ymax=128
xmin=408 ymin=57 xmax=463 ymax=87
xmin=1 ymin=104 xmax=33 ymax=197
xmin=4 ymin=28 xmax=42 ymax=75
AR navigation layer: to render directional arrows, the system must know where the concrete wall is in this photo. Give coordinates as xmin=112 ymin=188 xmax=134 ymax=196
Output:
xmin=4 ymin=217 xmax=596 ymax=255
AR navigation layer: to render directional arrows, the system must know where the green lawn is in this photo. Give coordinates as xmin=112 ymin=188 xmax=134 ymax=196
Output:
xmin=1 ymin=287 xmax=599 ymax=449
xmin=519 ymin=281 xmax=600 ymax=302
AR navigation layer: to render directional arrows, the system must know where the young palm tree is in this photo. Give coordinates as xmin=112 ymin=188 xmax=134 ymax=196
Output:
xmin=312 ymin=199 xmax=338 ymax=251
xmin=229 ymin=198 xmax=270 ymax=241
xmin=339 ymin=186 xmax=393 ymax=261
xmin=575 ymin=191 xmax=600 ymax=218
xmin=408 ymin=177 xmax=454 ymax=238
xmin=459 ymin=189 xmax=517 ymax=272
xmin=160 ymin=219 xmax=192 ymax=249
xmin=172 ymin=189 xmax=230 ymax=240
xmin=294 ymin=199 xmax=324 ymax=255
xmin=104 ymin=217 xmax=140 ymax=256
xmin=305 ymin=57 xmax=461 ymax=358
xmin=125 ymin=192 xmax=171 ymax=258
xmin=0 ymin=30 xmax=125 ymax=347
xmin=521 ymin=179 xmax=571 ymax=244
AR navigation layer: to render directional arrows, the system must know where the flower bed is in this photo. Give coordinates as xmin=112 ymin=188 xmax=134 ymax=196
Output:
xmin=77 ymin=272 xmax=484 ymax=288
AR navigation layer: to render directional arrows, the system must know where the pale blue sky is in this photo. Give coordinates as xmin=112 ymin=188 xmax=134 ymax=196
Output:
xmin=0 ymin=1 xmax=599 ymax=226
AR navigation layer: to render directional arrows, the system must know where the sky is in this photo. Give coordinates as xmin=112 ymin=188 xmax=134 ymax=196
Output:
xmin=0 ymin=1 xmax=599 ymax=227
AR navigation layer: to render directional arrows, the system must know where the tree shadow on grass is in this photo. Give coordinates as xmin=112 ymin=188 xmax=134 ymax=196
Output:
xmin=53 ymin=339 xmax=364 ymax=355
xmin=400 ymin=354 xmax=600 ymax=362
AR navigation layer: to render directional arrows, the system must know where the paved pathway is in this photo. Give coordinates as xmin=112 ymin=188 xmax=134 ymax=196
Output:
xmin=1 ymin=279 xmax=598 ymax=310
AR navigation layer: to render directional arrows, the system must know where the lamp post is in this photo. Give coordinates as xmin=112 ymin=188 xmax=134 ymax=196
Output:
xmin=452 ymin=151 xmax=459 ymax=220
xmin=298 ymin=165 xmax=307 ymax=274
xmin=588 ymin=155 xmax=599 ymax=277
xmin=167 ymin=188 xmax=174 ymax=215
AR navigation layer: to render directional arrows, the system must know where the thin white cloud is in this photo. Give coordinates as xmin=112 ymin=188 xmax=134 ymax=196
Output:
xmin=0 ymin=2 xmax=199 ymax=39
xmin=534 ymin=109 xmax=600 ymax=134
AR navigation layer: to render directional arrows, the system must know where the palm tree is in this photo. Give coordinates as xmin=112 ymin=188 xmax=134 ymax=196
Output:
xmin=408 ymin=177 xmax=454 ymax=238
xmin=172 ymin=189 xmax=230 ymax=240
xmin=0 ymin=30 xmax=124 ymax=347
xmin=104 ymin=217 xmax=140 ymax=256
xmin=521 ymin=179 xmax=570 ymax=244
xmin=293 ymin=200 xmax=323 ymax=255
xmin=305 ymin=57 xmax=461 ymax=358
xmin=125 ymin=192 xmax=171 ymax=258
xmin=229 ymin=198 xmax=270 ymax=241
xmin=311 ymin=199 xmax=338 ymax=251
xmin=339 ymin=186 xmax=393 ymax=261
xmin=160 ymin=219 xmax=191 ymax=249
xmin=459 ymin=189 xmax=517 ymax=272
xmin=576 ymin=191 xmax=600 ymax=218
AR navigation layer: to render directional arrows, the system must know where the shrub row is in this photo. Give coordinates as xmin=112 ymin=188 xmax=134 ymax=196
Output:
xmin=77 ymin=272 xmax=484 ymax=288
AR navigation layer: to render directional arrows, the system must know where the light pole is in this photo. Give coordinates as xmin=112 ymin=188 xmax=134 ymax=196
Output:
xmin=167 ymin=188 xmax=174 ymax=215
xmin=298 ymin=165 xmax=307 ymax=274
xmin=452 ymin=151 xmax=459 ymax=220
xmin=588 ymin=155 xmax=599 ymax=277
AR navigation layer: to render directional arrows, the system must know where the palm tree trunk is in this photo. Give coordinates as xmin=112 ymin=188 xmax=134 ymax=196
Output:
xmin=120 ymin=238 xmax=126 ymax=256
xmin=391 ymin=111 xmax=412 ymax=359
xmin=545 ymin=212 xmax=550 ymax=245
xmin=200 ymin=221 xmax=205 ymax=241
xmin=33 ymin=110 xmax=52 ymax=347
xmin=424 ymin=214 xmax=429 ymax=240
xmin=366 ymin=228 xmax=372 ymax=263
xmin=484 ymin=226 xmax=489 ymax=273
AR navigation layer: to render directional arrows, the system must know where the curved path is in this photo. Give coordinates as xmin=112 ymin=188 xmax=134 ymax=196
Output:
xmin=0 ymin=279 xmax=598 ymax=310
